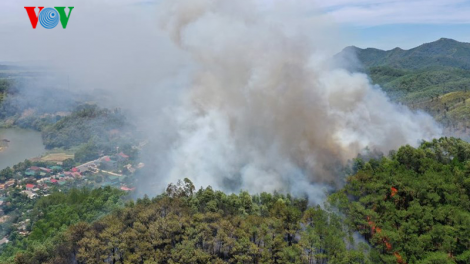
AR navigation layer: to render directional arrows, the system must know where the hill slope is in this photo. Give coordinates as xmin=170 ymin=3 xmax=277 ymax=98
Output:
xmin=340 ymin=38 xmax=470 ymax=134
xmin=347 ymin=38 xmax=470 ymax=70
xmin=340 ymin=38 xmax=470 ymax=102
xmin=4 ymin=138 xmax=470 ymax=264
xmin=332 ymin=137 xmax=470 ymax=264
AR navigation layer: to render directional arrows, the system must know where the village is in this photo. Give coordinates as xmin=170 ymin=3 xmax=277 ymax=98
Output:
xmin=0 ymin=151 xmax=143 ymax=242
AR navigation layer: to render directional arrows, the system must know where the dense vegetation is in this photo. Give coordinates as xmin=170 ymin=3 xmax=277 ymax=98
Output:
xmin=332 ymin=137 xmax=470 ymax=264
xmin=0 ymin=187 xmax=125 ymax=263
xmin=42 ymin=104 xmax=129 ymax=149
xmin=1 ymin=138 xmax=470 ymax=263
xmin=368 ymin=66 xmax=470 ymax=103
xmin=6 ymin=179 xmax=370 ymax=264
xmin=351 ymin=38 xmax=470 ymax=70
xmin=342 ymin=38 xmax=470 ymax=103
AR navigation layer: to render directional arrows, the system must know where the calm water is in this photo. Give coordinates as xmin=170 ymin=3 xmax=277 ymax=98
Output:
xmin=0 ymin=128 xmax=45 ymax=170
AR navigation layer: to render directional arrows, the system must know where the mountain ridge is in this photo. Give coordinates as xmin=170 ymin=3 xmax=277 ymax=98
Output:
xmin=343 ymin=38 xmax=470 ymax=70
xmin=338 ymin=38 xmax=470 ymax=135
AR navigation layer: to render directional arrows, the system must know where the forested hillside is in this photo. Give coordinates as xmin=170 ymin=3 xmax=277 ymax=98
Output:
xmin=0 ymin=187 xmax=125 ymax=264
xmin=41 ymin=104 xmax=129 ymax=149
xmin=5 ymin=179 xmax=371 ymax=264
xmin=340 ymin=38 xmax=470 ymax=135
xmin=349 ymin=38 xmax=470 ymax=70
xmin=332 ymin=137 xmax=470 ymax=264
xmin=342 ymin=38 xmax=470 ymax=102
xmin=1 ymin=138 xmax=469 ymax=263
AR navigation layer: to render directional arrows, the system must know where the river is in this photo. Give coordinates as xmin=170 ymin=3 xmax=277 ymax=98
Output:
xmin=0 ymin=128 xmax=45 ymax=170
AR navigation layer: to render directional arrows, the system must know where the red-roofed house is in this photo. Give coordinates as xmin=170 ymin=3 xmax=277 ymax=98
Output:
xmin=50 ymin=179 xmax=58 ymax=184
xmin=71 ymin=167 xmax=79 ymax=173
xmin=120 ymin=186 xmax=135 ymax=192
xmin=25 ymin=184 xmax=35 ymax=190
xmin=117 ymin=152 xmax=129 ymax=159
xmin=30 ymin=166 xmax=40 ymax=171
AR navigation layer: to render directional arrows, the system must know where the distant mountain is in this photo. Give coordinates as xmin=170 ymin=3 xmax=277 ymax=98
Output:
xmin=344 ymin=38 xmax=470 ymax=70
xmin=339 ymin=38 xmax=470 ymax=135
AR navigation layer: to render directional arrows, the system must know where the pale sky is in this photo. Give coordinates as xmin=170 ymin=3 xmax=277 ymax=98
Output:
xmin=317 ymin=0 xmax=470 ymax=49
xmin=0 ymin=0 xmax=469 ymax=63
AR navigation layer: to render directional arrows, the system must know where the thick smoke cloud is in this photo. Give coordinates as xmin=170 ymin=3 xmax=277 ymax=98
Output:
xmin=136 ymin=0 xmax=442 ymax=201
xmin=0 ymin=0 xmax=442 ymax=202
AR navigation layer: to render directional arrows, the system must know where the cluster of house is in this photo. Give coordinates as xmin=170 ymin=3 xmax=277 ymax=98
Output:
xmin=0 ymin=152 xmax=142 ymax=245
xmin=0 ymin=152 xmax=141 ymax=202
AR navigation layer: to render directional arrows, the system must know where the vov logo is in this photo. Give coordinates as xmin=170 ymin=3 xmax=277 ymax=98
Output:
xmin=24 ymin=7 xmax=74 ymax=29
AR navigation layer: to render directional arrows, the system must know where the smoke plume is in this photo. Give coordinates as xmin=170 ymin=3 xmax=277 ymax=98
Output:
xmin=137 ymin=0 xmax=442 ymax=201
xmin=0 ymin=0 xmax=442 ymax=202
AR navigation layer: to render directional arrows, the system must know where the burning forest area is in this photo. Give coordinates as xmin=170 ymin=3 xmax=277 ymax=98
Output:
xmin=0 ymin=0 xmax=469 ymax=263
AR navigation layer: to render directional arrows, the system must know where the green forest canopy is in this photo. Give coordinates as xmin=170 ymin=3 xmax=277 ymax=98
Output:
xmin=332 ymin=137 xmax=470 ymax=264
xmin=1 ymin=137 xmax=470 ymax=264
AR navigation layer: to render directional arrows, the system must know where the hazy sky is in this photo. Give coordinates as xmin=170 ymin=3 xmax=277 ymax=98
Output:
xmin=0 ymin=0 xmax=469 ymax=63
xmin=318 ymin=0 xmax=470 ymax=49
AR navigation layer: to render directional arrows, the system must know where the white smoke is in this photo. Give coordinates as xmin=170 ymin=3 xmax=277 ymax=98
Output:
xmin=0 ymin=0 xmax=442 ymax=203
xmin=137 ymin=0 xmax=441 ymax=202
